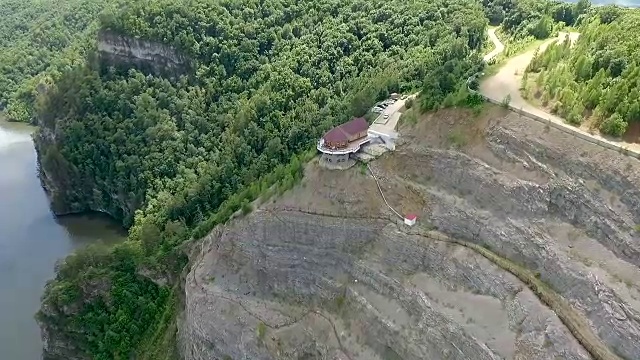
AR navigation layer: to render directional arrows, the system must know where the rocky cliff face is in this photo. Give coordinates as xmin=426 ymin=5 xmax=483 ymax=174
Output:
xmin=33 ymin=124 xmax=133 ymax=224
xmin=179 ymin=107 xmax=640 ymax=360
xmin=97 ymin=30 xmax=189 ymax=78
xmin=181 ymin=211 xmax=589 ymax=360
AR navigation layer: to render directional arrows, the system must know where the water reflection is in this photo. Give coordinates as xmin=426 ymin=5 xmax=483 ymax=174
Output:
xmin=0 ymin=119 xmax=125 ymax=360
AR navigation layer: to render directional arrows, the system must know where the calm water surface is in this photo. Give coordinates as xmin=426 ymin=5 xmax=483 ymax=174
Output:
xmin=0 ymin=120 xmax=126 ymax=360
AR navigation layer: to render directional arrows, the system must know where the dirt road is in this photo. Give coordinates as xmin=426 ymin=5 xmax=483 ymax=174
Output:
xmin=483 ymin=28 xmax=504 ymax=62
xmin=479 ymin=31 xmax=640 ymax=154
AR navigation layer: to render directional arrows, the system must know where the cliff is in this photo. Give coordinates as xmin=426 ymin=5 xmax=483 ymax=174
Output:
xmin=179 ymin=106 xmax=640 ymax=360
xmin=97 ymin=30 xmax=189 ymax=78
xmin=31 ymin=30 xmax=190 ymax=225
xmin=33 ymin=124 xmax=134 ymax=225
xmin=35 ymin=104 xmax=640 ymax=359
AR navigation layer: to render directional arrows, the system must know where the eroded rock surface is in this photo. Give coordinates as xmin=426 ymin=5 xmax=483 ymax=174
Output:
xmin=180 ymin=107 xmax=640 ymax=360
xmin=97 ymin=30 xmax=189 ymax=78
xmin=181 ymin=212 xmax=589 ymax=360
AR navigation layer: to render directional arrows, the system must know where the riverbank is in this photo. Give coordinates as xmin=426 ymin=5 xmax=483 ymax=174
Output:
xmin=0 ymin=121 xmax=125 ymax=360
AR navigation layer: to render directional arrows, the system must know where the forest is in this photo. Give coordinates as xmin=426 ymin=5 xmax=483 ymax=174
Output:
xmin=34 ymin=0 xmax=489 ymax=358
xmin=524 ymin=6 xmax=640 ymax=136
xmin=483 ymin=0 xmax=591 ymax=38
xmin=0 ymin=0 xmax=127 ymax=123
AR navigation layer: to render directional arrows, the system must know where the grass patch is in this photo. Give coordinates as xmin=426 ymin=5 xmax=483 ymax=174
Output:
xmin=400 ymin=109 xmax=418 ymax=126
xmin=447 ymin=130 xmax=467 ymax=148
xmin=256 ymin=322 xmax=267 ymax=341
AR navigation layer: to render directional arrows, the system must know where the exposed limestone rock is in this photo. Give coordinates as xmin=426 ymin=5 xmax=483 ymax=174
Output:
xmin=180 ymin=211 xmax=590 ymax=360
xmin=180 ymin=108 xmax=640 ymax=360
xmin=97 ymin=30 xmax=189 ymax=78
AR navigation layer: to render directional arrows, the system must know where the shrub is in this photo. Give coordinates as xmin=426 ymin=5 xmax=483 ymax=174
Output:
xmin=256 ymin=322 xmax=267 ymax=341
xmin=405 ymin=98 xmax=414 ymax=109
xmin=600 ymin=113 xmax=627 ymax=137
xmin=501 ymin=94 xmax=511 ymax=108
xmin=447 ymin=130 xmax=467 ymax=148
xmin=241 ymin=200 xmax=252 ymax=215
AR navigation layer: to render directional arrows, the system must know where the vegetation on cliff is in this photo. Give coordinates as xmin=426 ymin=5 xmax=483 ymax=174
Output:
xmin=35 ymin=0 xmax=489 ymax=358
xmin=525 ymin=7 xmax=640 ymax=136
xmin=0 ymin=0 xmax=125 ymax=123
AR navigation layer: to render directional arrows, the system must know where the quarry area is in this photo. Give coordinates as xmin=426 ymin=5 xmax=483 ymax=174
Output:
xmin=178 ymin=105 xmax=640 ymax=360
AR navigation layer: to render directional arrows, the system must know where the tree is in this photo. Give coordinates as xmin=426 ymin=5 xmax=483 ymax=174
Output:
xmin=600 ymin=113 xmax=627 ymax=136
xmin=34 ymin=0 xmax=492 ymax=357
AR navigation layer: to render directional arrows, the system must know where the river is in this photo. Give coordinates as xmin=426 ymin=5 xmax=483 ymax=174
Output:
xmin=0 ymin=119 xmax=126 ymax=360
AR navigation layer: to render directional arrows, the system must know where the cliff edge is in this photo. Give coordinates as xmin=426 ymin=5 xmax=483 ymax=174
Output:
xmin=178 ymin=106 xmax=640 ymax=359
xmin=97 ymin=30 xmax=189 ymax=78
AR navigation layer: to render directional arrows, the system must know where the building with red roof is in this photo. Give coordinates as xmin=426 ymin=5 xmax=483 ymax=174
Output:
xmin=321 ymin=117 xmax=369 ymax=149
xmin=317 ymin=117 xmax=371 ymax=169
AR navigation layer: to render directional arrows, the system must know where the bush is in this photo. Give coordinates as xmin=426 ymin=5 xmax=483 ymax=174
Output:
xmin=256 ymin=322 xmax=267 ymax=341
xmin=447 ymin=130 xmax=467 ymax=148
xmin=405 ymin=98 xmax=414 ymax=109
xmin=600 ymin=113 xmax=628 ymax=137
xmin=501 ymin=94 xmax=511 ymax=108
xmin=241 ymin=200 xmax=252 ymax=215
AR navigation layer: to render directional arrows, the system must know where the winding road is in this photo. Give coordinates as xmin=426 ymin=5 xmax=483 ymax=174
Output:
xmin=482 ymin=28 xmax=504 ymax=62
xmin=479 ymin=29 xmax=640 ymax=156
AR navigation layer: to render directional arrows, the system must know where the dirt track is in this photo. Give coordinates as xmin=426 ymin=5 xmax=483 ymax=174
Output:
xmin=479 ymin=31 xmax=640 ymax=154
xmin=480 ymin=32 xmax=575 ymax=111
xmin=483 ymin=28 xmax=504 ymax=62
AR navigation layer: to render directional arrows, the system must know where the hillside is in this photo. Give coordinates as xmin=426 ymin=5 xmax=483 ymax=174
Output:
xmin=34 ymin=0 xmax=488 ymax=358
xmin=0 ymin=0 xmax=124 ymax=123
xmin=523 ymin=7 xmax=640 ymax=137
xmin=180 ymin=104 xmax=640 ymax=360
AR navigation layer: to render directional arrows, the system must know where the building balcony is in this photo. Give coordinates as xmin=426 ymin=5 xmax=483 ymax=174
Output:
xmin=317 ymin=136 xmax=371 ymax=155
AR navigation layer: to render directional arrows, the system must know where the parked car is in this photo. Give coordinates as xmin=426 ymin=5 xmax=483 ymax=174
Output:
xmin=400 ymin=95 xmax=408 ymax=100
xmin=379 ymin=103 xmax=388 ymax=109
xmin=372 ymin=107 xmax=383 ymax=113
xmin=383 ymin=114 xmax=390 ymax=119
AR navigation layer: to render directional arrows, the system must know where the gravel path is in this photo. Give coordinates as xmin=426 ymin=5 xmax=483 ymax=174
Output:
xmin=479 ymin=31 xmax=640 ymax=155
xmin=483 ymin=28 xmax=504 ymax=62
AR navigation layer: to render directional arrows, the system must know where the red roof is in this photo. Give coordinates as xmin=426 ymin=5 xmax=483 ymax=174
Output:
xmin=323 ymin=126 xmax=349 ymax=143
xmin=322 ymin=117 xmax=369 ymax=143
xmin=340 ymin=117 xmax=368 ymax=136
xmin=405 ymin=214 xmax=417 ymax=220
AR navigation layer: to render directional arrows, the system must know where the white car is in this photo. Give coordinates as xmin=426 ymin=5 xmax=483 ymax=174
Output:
xmin=383 ymin=114 xmax=389 ymax=119
xmin=372 ymin=107 xmax=383 ymax=113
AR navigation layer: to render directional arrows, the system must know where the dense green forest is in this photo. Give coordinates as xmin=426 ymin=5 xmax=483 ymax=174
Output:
xmin=524 ymin=6 xmax=640 ymax=136
xmin=0 ymin=0 xmax=124 ymax=122
xmin=34 ymin=0 xmax=490 ymax=358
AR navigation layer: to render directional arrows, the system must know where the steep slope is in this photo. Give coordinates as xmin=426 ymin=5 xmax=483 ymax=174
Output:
xmin=181 ymin=106 xmax=640 ymax=359
xmin=0 ymin=0 xmax=122 ymax=122
xmin=34 ymin=0 xmax=489 ymax=358
xmin=181 ymin=173 xmax=589 ymax=360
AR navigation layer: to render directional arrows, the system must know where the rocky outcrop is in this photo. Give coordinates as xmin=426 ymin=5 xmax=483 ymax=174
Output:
xmin=179 ymin=107 xmax=640 ymax=360
xmin=181 ymin=211 xmax=590 ymax=360
xmin=97 ymin=30 xmax=189 ymax=78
